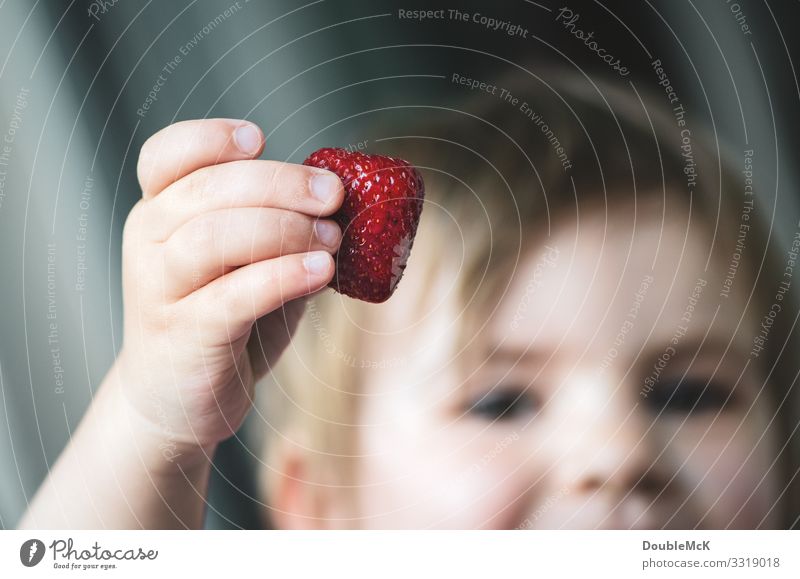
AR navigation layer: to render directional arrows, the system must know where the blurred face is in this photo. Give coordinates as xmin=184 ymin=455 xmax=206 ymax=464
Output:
xmin=347 ymin=197 xmax=781 ymax=529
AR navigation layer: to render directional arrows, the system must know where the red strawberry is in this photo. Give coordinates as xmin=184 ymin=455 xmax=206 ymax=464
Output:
xmin=303 ymin=148 xmax=425 ymax=303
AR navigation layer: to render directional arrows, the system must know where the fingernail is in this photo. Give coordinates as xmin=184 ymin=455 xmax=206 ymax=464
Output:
xmin=314 ymin=221 xmax=340 ymax=247
xmin=310 ymin=173 xmax=340 ymax=204
xmin=233 ymin=123 xmax=262 ymax=155
xmin=303 ymin=251 xmax=330 ymax=275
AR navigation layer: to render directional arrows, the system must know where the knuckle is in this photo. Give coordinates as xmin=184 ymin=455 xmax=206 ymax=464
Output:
xmin=162 ymin=233 xmax=187 ymax=271
xmin=262 ymin=161 xmax=305 ymax=208
xmin=202 ymin=278 xmax=244 ymax=321
xmin=185 ymin=166 xmax=212 ymax=204
xmin=189 ymin=213 xmax=218 ymax=251
xmin=289 ymin=213 xmax=314 ymax=247
xmin=261 ymin=161 xmax=282 ymax=202
xmin=276 ymin=256 xmax=304 ymax=286
xmin=276 ymin=211 xmax=292 ymax=241
xmin=165 ymin=215 xmax=218 ymax=282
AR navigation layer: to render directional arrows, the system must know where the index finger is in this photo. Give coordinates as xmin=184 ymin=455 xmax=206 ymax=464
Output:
xmin=136 ymin=118 xmax=265 ymax=199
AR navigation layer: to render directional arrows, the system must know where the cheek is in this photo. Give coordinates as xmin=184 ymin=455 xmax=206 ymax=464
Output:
xmin=439 ymin=432 xmax=548 ymax=529
xmin=666 ymin=417 xmax=780 ymax=528
xmin=355 ymin=411 xmax=542 ymax=528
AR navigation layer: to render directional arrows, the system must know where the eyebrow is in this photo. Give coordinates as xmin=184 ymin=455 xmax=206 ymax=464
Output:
xmin=634 ymin=333 xmax=756 ymax=381
xmin=481 ymin=334 xmax=753 ymax=372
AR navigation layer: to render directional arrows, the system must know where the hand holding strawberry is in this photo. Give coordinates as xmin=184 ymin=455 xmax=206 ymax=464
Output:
xmin=118 ymin=119 xmax=346 ymax=451
xmin=118 ymin=128 xmax=426 ymax=455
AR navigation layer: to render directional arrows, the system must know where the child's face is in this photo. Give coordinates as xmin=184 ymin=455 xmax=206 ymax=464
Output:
xmin=348 ymin=198 xmax=781 ymax=529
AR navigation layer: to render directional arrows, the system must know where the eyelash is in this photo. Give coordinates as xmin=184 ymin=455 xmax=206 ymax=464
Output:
xmin=467 ymin=387 xmax=538 ymax=421
xmin=645 ymin=378 xmax=734 ymax=414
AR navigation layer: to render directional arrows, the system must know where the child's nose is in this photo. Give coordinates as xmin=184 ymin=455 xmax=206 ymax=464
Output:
xmin=564 ymin=424 xmax=666 ymax=498
xmin=545 ymin=383 xmax=673 ymax=519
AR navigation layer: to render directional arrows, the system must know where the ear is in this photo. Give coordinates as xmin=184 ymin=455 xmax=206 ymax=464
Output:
xmin=269 ymin=443 xmax=348 ymax=530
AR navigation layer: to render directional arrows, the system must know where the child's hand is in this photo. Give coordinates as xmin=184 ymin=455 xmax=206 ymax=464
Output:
xmin=118 ymin=118 xmax=344 ymax=453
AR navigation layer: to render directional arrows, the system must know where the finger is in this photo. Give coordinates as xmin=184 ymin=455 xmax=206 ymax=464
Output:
xmin=163 ymin=208 xmax=341 ymax=297
xmin=181 ymin=251 xmax=334 ymax=340
xmin=143 ymin=160 xmax=344 ymax=241
xmin=247 ymin=296 xmax=308 ymax=380
xmin=137 ymin=118 xmax=265 ymax=200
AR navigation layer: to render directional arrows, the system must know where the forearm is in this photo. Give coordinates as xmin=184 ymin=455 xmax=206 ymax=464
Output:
xmin=18 ymin=355 xmax=217 ymax=529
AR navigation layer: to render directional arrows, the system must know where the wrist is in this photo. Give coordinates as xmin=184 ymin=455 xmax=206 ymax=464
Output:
xmin=103 ymin=351 xmax=218 ymax=478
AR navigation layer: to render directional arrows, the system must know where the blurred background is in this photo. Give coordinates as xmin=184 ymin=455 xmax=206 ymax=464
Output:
xmin=0 ymin=0 xmax=798 ymax=528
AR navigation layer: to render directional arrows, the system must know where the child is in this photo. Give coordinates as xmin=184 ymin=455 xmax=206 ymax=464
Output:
xmin=20 ymin=69 xmax=799 ymax=529
xmin=258 ymin=70 xmax=799 ymax=529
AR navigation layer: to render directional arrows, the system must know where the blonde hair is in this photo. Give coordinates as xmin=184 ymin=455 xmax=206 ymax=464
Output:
xmin=258 ymin=66 xmax=799 ymax=527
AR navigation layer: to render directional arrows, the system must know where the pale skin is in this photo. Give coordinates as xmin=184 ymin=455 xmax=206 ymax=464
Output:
xmin=272 ymin=198 xmax=783 ymax=529
xmin=20 ymin=118 xmax=345 ymax=529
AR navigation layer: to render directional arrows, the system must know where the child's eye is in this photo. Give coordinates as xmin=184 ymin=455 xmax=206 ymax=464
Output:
xmin=645 ymin=378 xmax=733 ymax=414
xmin=467 ymin=388 xmax=537 ymax=421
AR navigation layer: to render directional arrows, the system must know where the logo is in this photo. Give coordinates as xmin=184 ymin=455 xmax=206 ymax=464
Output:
xmin=20 ymin=539 xmax=46 ymax=567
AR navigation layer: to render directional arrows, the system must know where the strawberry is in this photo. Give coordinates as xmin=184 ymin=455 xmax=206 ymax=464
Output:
xmin=303 ymin=148 xmax=425 ymax=303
